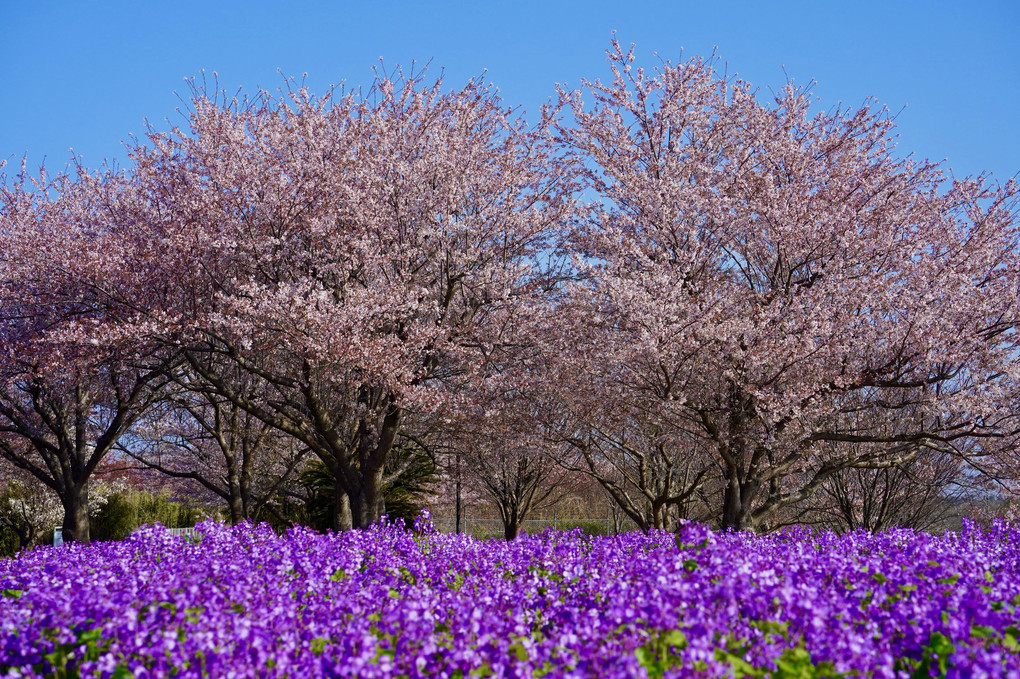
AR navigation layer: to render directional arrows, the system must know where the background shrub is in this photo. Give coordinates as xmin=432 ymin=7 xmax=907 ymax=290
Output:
xmin=91 ymin=490 xmax=204 ymax=542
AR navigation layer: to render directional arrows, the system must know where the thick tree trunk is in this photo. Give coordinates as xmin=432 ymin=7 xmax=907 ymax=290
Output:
xmin=498 ymin=499 xmax=522 ymax=541
xmin=332 ymin=483 xmax=353 ymax=531
xmin=359 ymin=466 xmax=386 ymax=527
xmin=455 ymin=451 xmax=462 ymax=534
xmin=18 ymin=527 xmax=34 ymax=552
xmin=719 ymin=387 xmax=761 ymax=532
xmin=345 ymin=404 xmax=400 ymax=529
xmin=721 ymin=475 xmax=757 ymax=532
xmin=240 ymin=442 xmax=254 ymax=521
xmin=346 ymin=469 xmax=386 ymax=529
xmin=651 ymin=502 xmax=668 ymax=531
xmin=226 ymin=454 xmax=244 ymax=524
xmin=240 ymin=483 xmax=252 ymax=523
xmin=316 ymin=402 xmax=402 ymax=531
xmin=60 ymin=483 xmax=91 ymax=545
xmin=227 ymin=484 xmax=244 ymax=525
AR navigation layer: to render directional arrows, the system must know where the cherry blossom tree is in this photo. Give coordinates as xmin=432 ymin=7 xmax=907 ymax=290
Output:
xmin=0 ymin=166 xmax=173 ymax=544
xmin=0 ymin=339 xmax=164 ymax=545
xmin=555 ymin=42 xmax=1020 ymax=531
xmin=95 ymin=70 xmax=574 ymax=529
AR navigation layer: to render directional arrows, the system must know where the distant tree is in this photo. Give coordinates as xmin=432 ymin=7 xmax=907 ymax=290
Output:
xmin=554 ymin=42 xmax=1020 ymax=531
xmin=123 ymin=363 xmax=308 ymax=525
xmin=815 ymin=450 xmax=966 ymax=533
xmin=0 ymin=461 xmax=61 ymax=552
xmin=442 ymin=313 xmax=574 ymax=539
xmin=454 ymin=410 xmax=567 ymax=540
xmin=532 ymin=310 xmax=714 ymax=531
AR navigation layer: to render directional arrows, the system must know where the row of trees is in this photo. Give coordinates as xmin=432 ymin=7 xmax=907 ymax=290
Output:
xmin=2 ymin=44 xmax=1018 ymax=544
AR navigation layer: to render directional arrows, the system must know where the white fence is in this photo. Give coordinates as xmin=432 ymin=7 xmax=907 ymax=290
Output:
xmin=165 ymin=527 xmax=199 ymax=539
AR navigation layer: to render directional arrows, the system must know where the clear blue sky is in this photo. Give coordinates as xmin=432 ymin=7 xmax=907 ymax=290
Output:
xmin=2 ymin=1 xmax=1017 ymax=183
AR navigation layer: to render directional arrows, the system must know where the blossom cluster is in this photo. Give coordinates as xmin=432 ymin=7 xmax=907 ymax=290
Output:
xmin=1 ymin=518 xmax=1018 ymax=677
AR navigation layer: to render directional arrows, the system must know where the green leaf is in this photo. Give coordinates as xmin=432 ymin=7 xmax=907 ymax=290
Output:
xmin=715 ymin=649 xmax=761 ymax=678
xmin=508 ymin=642 xmax=528 ymax=662
xmin=1003 ymin=626 xmax=1019 ymax=652
xmin=661 ymin=629 xmax=687 ymax=648
xmin=910 ymin=631 xmax=955 ymax=678
xmin=970 ymin=624 xmax=995 ymax=640
xmin=750 ymin=619 xmax=789 ymax=640
xmin=398 ymin=566 xmax=417 ymax=586
xmin=533 ymin=661 xmax=556 ymax=677
xmin=634 ymin=645 xmax=653 ymax=668
xmin=635 ymin=628 xmax=688 ymax=678
xmin=78 ymin=626 xmax=102 ymax=644
xmin=772 ymin=647 xmax=819 ymax=678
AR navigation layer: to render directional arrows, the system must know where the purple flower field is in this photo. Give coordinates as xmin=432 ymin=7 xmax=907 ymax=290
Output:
xmin=1 ymin=517 xmax=1019 ymax=678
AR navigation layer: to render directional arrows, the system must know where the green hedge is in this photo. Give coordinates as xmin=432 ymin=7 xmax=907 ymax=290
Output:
xmin=91 ymin=490 xmax=204 ymax=542
xmin=0 ymin=525 xmax=20 ymax=558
